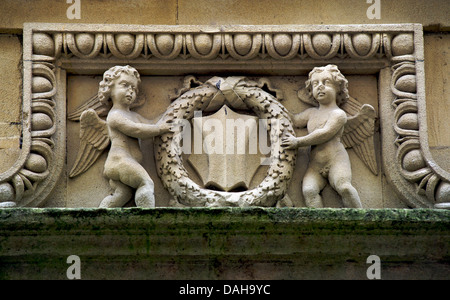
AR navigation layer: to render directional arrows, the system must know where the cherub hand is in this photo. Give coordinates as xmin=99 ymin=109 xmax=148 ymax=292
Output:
xmin=158 ymin=122 xmax=174 ymax=135
xmin=281 ymin=133 xmax=300 ymax=150
xmin=155 ymin=114 xmax=175 ymax=133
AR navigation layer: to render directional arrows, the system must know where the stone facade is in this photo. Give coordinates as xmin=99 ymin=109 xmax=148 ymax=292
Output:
xmin=0 ymin=0 xmax=449 ymax=280
xmin=0 ymin=23 xmax=446 ymax=210
xmin=1 ymin=207 xmax=448 ymax=280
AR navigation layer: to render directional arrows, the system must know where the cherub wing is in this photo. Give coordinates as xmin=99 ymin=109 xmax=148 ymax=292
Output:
xmin=341 ymin=100 xmax=378 ymax=175
xmin=68 ymin=94 xmax=110 ymax=121
xmin=69 ymin=109 xmax=110 ymax=178
xmin=68 ymin=91 xmax=146 ymax=121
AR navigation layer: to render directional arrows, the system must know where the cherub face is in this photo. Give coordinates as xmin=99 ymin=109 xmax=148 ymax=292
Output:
xmin=110 ymin=73 xmax=139 ymax=107
xmin=310 ymin=71 xmax=338 ymax=105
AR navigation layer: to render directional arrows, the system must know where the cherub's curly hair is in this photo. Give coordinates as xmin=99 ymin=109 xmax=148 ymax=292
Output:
xmin=98 ymin=65 xmax=141 ymax=106
xmin=304 ymin=64 xmax=349 ymax=107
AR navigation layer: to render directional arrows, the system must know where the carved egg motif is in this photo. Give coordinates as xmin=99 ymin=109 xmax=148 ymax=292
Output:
xmin=402 ymin=149 xmax=426 ymax=172
xmin=31 ymin=113 xmax=53 ymax=131
xmin=155 ymin=34 xmax=175 ymax=56
xmin=397 ymin=113 xmax=418 ymax=130
xmin=311 ymin=34 xmax=332 ymax=56
xmin=392 ymin=33 xmax=414 ymax=56
xmin=32 ymin=33 xmax=54 ymax=56
xmin=193 ymin=34 xmax=213 ymax=55
xmin=75 ymin=33 xmax=95 ymax=55
xmin=114 ymin=33 xmax=135 ymax=55
xmin=0 ymin=182 xmax=14 ymax=202
xmin=395 ymin=74 xmax=416 ymax=93
xmin=273 ymin=34 xmax=292 ymax=56
xmin=233 ymin=34 xmax=253 ymax=56
xmin=32 ymin=76 xmax=52 ymax=93
xmin=25 ymin=153 xmax=47 ymax=173
xmin=352 ymin=33 xmax=372 ymax=56
xmin=436 ymin=182 xmax=450 ymax=203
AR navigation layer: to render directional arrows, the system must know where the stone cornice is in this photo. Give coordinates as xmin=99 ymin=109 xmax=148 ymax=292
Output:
xmin=0 ymin=207 xmax=449 ymax=279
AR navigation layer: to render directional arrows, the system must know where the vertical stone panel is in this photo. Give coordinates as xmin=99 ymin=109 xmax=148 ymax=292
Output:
xmin=0 ymin=35 xmax=22 ymax=174
xmin=425 ymin=34 xmax=450 ymax=172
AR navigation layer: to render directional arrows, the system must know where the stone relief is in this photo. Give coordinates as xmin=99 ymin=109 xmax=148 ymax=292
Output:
xmin=69 ymin=65 xmax=172 ymax=207
xmin=281 ymin=64 xmax=377 ymax=208
xmin=154 ymin=75 xmax=296 ymax=207
xmin=66 ymin=66 xmax=376 ymax=208
xmin=0 ymin=23 xmax=448 ymax=209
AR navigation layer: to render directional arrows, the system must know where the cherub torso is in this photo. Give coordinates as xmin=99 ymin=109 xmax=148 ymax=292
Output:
xmin=106 ymin=109 xmax=143 ymax=164
xmin=307 ymin=107 xmax=347 ymax=173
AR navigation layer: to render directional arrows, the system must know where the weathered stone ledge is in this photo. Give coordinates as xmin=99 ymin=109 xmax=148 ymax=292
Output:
xmin=1 ymin=208 xmax=449 ymax=279
xmin=0 ymin=207 xmax=449 ymax=231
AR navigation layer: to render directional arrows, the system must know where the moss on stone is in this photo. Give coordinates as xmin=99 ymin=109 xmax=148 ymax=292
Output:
xmin=0 ymin=207 xmax=449 ymax=279
xmin=0 ymin=207 xmax=448 ymax=234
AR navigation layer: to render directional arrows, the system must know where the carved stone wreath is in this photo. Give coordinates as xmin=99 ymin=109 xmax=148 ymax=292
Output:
xmin=155 ymin=77 xmax=296 ymax=207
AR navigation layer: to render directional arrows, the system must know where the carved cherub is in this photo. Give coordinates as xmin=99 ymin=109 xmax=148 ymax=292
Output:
xmin=69 ymin=65 xmax=172 ymax=207
xmin=281 ymin=64 xmax=377 ymax=208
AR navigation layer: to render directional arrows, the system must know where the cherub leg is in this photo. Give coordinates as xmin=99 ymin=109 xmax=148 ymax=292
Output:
xmin=328 ymin=161 xmax=362 ymax=208
xmin=134 ymin=177 xmax=155 ymax=208
xmin=100 ymin=179 xmax=133 ymax=208
xmin=302 ymin=167 xmax=327 ymax=208
xmin=117 ymin=160 xmax=155 ymax=208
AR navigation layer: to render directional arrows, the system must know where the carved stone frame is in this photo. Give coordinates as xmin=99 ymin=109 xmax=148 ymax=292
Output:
xmin=1 ymin=23 xmax=444 ymax=208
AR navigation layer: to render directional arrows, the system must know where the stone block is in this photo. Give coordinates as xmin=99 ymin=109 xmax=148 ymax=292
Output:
xmin=0 ymin=208 xmax=448 ymax=279
xmin=177 ymin=0 xmax=450 ymax=29
xmin=0 ymin=35 xmax=22 ymax=174
xmin=0 ymin=0 xmax=177 ymax=33
xmin=424 ymin=34 xmax=450 ymax=173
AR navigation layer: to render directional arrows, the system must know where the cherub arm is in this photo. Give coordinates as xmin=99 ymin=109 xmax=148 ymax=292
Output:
xmin=297 ymin=110 xmax=347 ymax=146
xmin=282 ymin=109 xmax=347 ymax=149
xmin=288 ymin=108 xmax=312 ymax=129
xmin=134 ymin=113 xmax=154 ymax=124
xmin=108 ymin=110 xmax=171 ymax=139
xmin=134 ymin=111 xmax=166 ymax=125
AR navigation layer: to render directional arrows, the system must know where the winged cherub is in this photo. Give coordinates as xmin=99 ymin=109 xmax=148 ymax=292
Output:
xmin=281 ymin=64 xmax=377 ymax=208
xmin=69 ymin=65 xmax=172 ymax=208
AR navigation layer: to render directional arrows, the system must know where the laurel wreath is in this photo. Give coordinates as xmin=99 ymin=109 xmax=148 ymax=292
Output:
xmin=155 ymin=77 xmax=296 ymax=207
